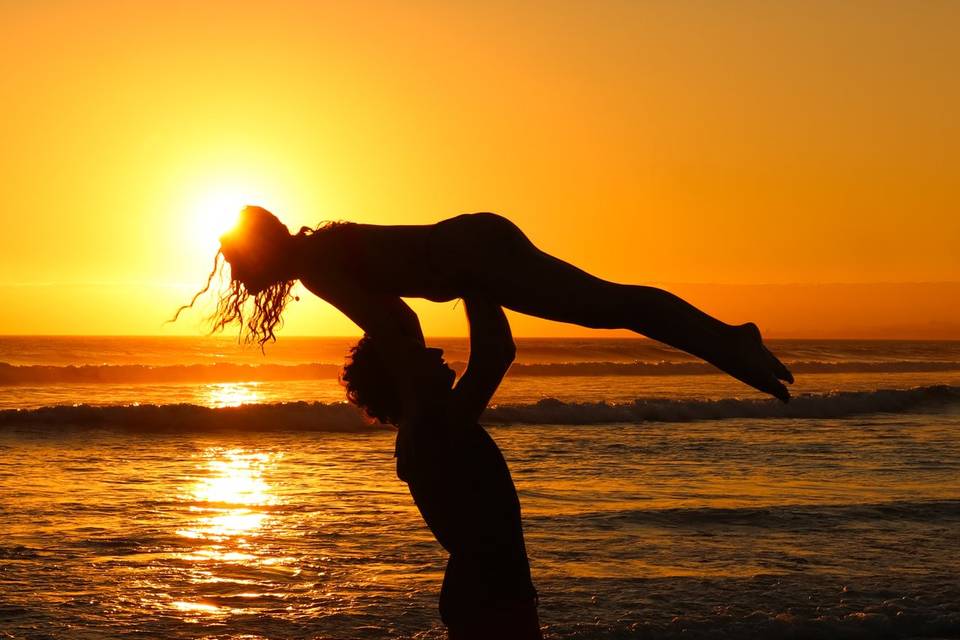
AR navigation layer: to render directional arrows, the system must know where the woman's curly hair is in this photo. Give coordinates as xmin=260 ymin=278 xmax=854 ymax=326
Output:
xmin=171 ymin=205 xmax=350 ymax=349
xmin=170 ymin=250 xmax=297 ymax=348
xmin=340 ymin=335 xmax=402 ymax=425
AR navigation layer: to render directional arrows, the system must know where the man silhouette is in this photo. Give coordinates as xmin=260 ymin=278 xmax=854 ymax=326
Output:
xmin=341 ymin=298 xmax=541 ymax=638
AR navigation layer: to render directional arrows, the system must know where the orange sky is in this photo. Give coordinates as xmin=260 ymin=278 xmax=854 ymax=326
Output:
xmin=1 ymin=1 xmax=957 ymax=338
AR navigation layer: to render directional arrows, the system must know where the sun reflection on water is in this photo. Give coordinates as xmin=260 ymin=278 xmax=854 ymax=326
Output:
xmin=172 ymin=600 xmax=221 ymax=614
xmin=173 ymin=447 xmax=283 ymax=614
xmin=196 ymin=451 xmax=272 ymax=504
xmin=205 ymin=382 xmax=263 ymax=408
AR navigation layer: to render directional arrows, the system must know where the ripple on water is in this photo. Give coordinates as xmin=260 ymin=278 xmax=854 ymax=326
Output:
xmin=2 ymin=418 xmax=960 ymax=639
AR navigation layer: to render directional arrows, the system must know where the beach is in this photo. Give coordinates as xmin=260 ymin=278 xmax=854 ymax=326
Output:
xmin=2 ymin=336 xmax=959 ymax=639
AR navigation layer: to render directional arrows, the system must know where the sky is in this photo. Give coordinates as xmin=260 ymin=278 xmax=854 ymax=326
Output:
xmin=1 ymin=0 xmax=957 ymax=338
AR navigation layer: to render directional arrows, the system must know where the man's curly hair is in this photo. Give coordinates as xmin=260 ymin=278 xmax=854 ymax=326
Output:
xmin=340 ymin=335 xmax=402 ymax=425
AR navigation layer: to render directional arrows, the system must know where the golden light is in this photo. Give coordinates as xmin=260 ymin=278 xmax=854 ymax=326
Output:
xmin=172 ymin=600 xmax=221 ymax=614
xmin=179 ymin=164 xmax=290 ymax=251
xmin=177 ymin=448 xmax=279 ymax=542
xmin=188 ymin=187 xmax=251 ymax=252
xmin=193 ymin=449 xmax=274 ymax=507
xmin=205 ymin=383 xmax=262 ymax=408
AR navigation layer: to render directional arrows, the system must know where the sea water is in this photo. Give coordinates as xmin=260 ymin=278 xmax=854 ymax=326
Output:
xmin=1 ymin=337 xmax=959 ymax=639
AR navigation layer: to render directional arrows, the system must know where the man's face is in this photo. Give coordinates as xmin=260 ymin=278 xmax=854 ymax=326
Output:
xmin=220 ymin=235 xmax=275 ymax=295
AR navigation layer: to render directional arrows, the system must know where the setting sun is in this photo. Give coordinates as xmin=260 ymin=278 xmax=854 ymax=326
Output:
xmin=188 ymin=190 xmax=252 ymax=252
xmin=1 ymin=1 xmax=956 ymax=338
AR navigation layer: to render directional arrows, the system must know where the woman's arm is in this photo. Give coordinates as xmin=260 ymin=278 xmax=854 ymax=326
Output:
xmin=451 ymin=298 xmax=516 ymax=424
xmin=302 ymin=275 xmax=430 ymax=422
xmin=300 ymin=276 xmax=425 ymax=344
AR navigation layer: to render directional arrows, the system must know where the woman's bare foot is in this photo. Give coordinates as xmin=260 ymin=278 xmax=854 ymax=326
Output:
xmin=712 ymin=323 xmax=794 ymax=402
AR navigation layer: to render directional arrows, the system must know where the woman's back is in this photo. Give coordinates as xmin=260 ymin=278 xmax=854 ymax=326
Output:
xmin=308 ymin=222 xmax=459 ymax=302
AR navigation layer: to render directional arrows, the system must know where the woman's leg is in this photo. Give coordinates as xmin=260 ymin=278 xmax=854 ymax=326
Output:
xmin=434 ymin=213 xmax=793 ymax=400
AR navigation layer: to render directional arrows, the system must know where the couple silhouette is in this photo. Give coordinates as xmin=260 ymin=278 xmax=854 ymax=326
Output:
xmin=178 ymin=206 xmax=793 ymax=638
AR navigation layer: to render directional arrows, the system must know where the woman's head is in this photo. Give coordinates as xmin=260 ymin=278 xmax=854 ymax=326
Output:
xmin=219 ymin=206 xmax=294 ymax=294
xmin=171 ymin=205 xmax=300 ymax=347
xmin=340 ymin=335 xmax=456 ymax=425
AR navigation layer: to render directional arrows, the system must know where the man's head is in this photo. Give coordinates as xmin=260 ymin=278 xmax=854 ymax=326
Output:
xmin=340 ymin=335 xmax=456 ymax=425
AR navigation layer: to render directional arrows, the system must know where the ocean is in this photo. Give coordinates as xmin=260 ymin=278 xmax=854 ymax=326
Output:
xmin=1 ymin=336 xmax=959 ymax=639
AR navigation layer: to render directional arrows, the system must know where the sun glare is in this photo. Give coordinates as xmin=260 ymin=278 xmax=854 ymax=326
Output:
xmin=205 ymin=382 xmax=262 ymax=408
xmin=190 ymin=189 xmax=251 ymax=251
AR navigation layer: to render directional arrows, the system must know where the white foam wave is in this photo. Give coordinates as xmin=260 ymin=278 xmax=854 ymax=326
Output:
xmin=1 ymin=385 xmax=957 ymax=430
xmin=484 ymin=385 xmax=960 ymax=424
xmin=0 ymin=401 xmax=379 ymax=432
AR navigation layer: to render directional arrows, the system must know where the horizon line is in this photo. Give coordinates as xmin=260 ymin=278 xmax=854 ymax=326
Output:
xmin=1 ymin=334 xmax=959 ymax=341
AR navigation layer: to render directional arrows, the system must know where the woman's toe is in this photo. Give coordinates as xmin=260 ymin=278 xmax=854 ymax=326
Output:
xmin=774 ymin=380 xmax=790 ymax=403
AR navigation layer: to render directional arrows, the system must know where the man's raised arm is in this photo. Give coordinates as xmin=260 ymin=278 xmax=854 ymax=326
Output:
xmin=452 ymin=297 xmax=516 ymax=424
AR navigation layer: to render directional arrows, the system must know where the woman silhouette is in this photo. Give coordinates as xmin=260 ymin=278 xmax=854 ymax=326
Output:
xmin=178 ymin=206 xmax=793 ymax=401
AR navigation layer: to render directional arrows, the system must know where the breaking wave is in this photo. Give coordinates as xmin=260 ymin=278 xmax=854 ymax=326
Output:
xmin=485 ymin=385 xmax=960 ymax=424
xmin=1 ymin=385 xmax=957 ymax=430
xmin=0 ymin=401 xmax=379 ymax=432
xmin=3 ymin=360 xmax=960 ymax=385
